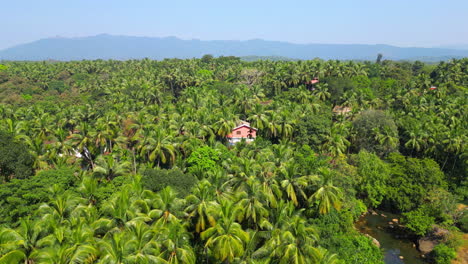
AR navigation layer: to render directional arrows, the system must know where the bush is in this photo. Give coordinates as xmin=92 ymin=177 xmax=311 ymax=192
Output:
xmin=310 ymin=209 xmax=384 ymax=263
xmin=458 ymin=210 xmax=468 ymax=232
xmin=318 ymin=233 xmax=384 ymax=264
xmin=432 ymin=244 xmax=456 ymax=264
xmin=0 ymin=131 xmax=35 ymax=181
xmin=0 ymin=167 xmax=77 ymax=225
xmin=93 ymin=175 xmax=132 ymax=208
xmin=186 ymin=146 xmax=221 ymax=177
xmin=403 ymin=207 xmax=435 ymax=236
xmin=293 ymin=104 xmax=332 ymax=149
xmin=352 ymin=150 xmax=390 ymax=208
xmin=142 ymin=168 xmax=197 ymax=197
xmin=385 ymin=153 xmax=448 ymax=212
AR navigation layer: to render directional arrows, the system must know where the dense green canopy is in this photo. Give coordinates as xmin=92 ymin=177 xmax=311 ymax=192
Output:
xmin=0 ymin=57 xmax=466 ymax=263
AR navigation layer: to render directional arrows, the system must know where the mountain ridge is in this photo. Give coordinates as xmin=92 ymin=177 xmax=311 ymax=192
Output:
xmin=1 ymin=34 xmax=468 ymax=61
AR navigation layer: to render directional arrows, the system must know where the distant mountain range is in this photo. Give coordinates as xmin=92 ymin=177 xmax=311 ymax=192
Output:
xmin=1 ymin=34 xmax=468 ymax=61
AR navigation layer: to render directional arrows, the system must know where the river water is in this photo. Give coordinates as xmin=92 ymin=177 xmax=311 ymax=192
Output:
xmin=355 ymin=210 xmax=427 ymax=264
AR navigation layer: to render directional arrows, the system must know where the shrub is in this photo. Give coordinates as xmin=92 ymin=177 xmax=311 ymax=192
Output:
xmin=352 ymin=150 xmax=390 ymax=208
xmin=385 ymin=153 xmax=448 ymax=212
xmin=318 ymin=233 xmax=384 ymax=264
xmin=458 ymin=210 xmax=468 ymax=232
xmin=0 ymin=131 xmax=35 ymax=181
xmin=142 ymin=168 xmax=197 ymax=197
xmin=0 ymin=167 xmax=77 ymax=225
xmin=432 ymin=244 xmax=456 ymax=264
xmin=403 ymin=207 xmax=435 ymax=236
xmin=186 ymin=146 xmax=221 ymax=177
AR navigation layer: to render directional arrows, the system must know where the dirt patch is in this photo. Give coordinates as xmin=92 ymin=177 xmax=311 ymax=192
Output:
xmin=452 ymin=233 xmax=468 ymax=264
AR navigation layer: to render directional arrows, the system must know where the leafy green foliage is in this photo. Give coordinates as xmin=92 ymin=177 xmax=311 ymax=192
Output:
xmin=0 ymin=57 xmax=466 ymax=263
xmin=142 ymin=168 xmax=197 ymax=197
xmin=352 ymin=150 xmax=390 ymax=208
xmin=0 ymin=168 xmax=77 ymax=225
xmin=402 ymin=207 xmax=435 ymax=236
xmin=294 ymin=103 xmax=332 ymax=149
xmin=325 ymin=77 xmax=356 ymax=104
xmin=186 ymin=146 xmax=221 ymax=177
xmin=458 ymin=210 xmax=468 ymax=232
xmin=0 ymin=131 xmax=34 ymax=181
xmin=384 ymin=153 xmax=448 ymax=212
xmin=312 ymin=210 xmax=383 ymax=264
xmin=352 ymin=110 xmax=399 ymax=157
xmin=431 ymin=244 xmax=456 ymax=264
xmin=48 ymin=80 xmax=69 ymax=93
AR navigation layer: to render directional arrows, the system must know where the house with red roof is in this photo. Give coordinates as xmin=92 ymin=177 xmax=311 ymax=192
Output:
xmin=306 ymin=78 xmax=319 ymax=90
xmin=332 ymin=105 xmax=352 ymax=115
xmin=226 ymin=121 xmax=257 ymax=144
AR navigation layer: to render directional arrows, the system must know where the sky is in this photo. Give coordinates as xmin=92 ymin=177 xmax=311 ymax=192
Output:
xmin=2 ymin=0 xmax=468 ymax=50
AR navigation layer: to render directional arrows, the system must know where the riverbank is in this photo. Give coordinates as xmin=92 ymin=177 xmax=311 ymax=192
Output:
xmin=355 ymin=210 xmax=426 ymax=264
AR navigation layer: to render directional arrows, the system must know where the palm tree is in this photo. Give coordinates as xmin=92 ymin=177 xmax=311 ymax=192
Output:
xmin=93 ymin=154 xmax=131 ymax=181
xmin=185 ymin=180 xmax=220 ymax=233
xmin=101 ymin=189 xmax=136 ymax=228
xmin=158 ymin=221 xmax=196 ymax=264
xmin=253 ymin=215 xmax=319 ymax=264
xmin=147 ymin=187 xmax=185 ymax=226
xmin=312 ymin=247 xmax=339 ymax=264
xmin=0 ymin=218 xmax=43 ymax=264
xmin=139 ymin=127 xmax=177 ymax=167
xmin=235 ymin=181 xmax=269 ymax=229
xmin=372 ymin=126 xmax=399 ymax=155
xmin=314 ymin=84 xmax=331 ymax=101
xmin=39 ymin=190 xmax=85 ymax=224
xmin=405 ymin=129 xmax=425 ymax=155
xmin=214 ymin=117 xmax=236 ymax=138
xmin=201 ymin=200 xmax=249 ymax=263
xmin=322 ymin=125 xmax=350 ymax=158
xmin=31 ymin=243 xmax=97 ymax=264
xmin=98 ymin=232 xmax=130 ymax=264
xmin=279 ymin=164 xmax=316 ymax=207
xmin=124 ymin=221 xmax=164 ymax=263
xmin=309 ymin=169 xmax=343 ymax=214
xmin=78 ymin=176 xmax=99 ymax=205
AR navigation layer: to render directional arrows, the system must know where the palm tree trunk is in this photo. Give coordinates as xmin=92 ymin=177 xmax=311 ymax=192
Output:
xmin=451 ymin=156 xmax=457 ymax=173
xmin=442 ymin=155 xmax=449 ymax=170
xmin=132 ymin=147 xmax=137 ymax=174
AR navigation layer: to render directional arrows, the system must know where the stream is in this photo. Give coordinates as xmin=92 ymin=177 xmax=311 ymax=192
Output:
xmin=355 ymin=210 xmax=427 ymax=264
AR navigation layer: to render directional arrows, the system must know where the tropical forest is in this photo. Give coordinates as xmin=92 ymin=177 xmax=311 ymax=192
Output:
xmin=0 ymin=57 xmax=466 ymax=264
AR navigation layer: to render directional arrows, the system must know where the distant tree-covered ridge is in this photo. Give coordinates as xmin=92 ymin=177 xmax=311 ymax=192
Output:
xmin=1 ymin=34 xmax=468 ymax=61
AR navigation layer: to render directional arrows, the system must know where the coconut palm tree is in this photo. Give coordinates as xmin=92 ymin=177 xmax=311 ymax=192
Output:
xmin=201 ymin=200 xmax=249 ymax=263
xmin=0 ymin=218 xmax=43 ymax=264
xmin=253 ymin=215 xmax=319 ymax=264
xmin=157 ymin=221 xmax=196 ymax=264
xmin=309 ymin=169 xmax=343 ymax=214
xmin=185 ymin=180 xmax=220 ymax=233
xmin=139 ymin=127 xmax=177 ymax=167
xmin=93 ymin=154 xmax=131 ymax=181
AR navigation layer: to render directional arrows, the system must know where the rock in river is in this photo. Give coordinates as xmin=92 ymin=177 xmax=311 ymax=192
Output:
xmin=418 ymin=238 xmax=438 ymax=254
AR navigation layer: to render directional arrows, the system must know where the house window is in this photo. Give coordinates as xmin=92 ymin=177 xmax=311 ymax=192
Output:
xmin=236 ymin=131 xmax=241 ymax=135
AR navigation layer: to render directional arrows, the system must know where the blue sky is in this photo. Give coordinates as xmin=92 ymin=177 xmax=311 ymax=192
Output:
xmin=2 ymin=0 xmax=467 ymax=50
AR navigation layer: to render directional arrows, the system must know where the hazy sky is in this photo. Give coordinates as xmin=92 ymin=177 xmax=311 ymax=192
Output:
xmin=2 ymin=0 xmax=468 ymax=50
